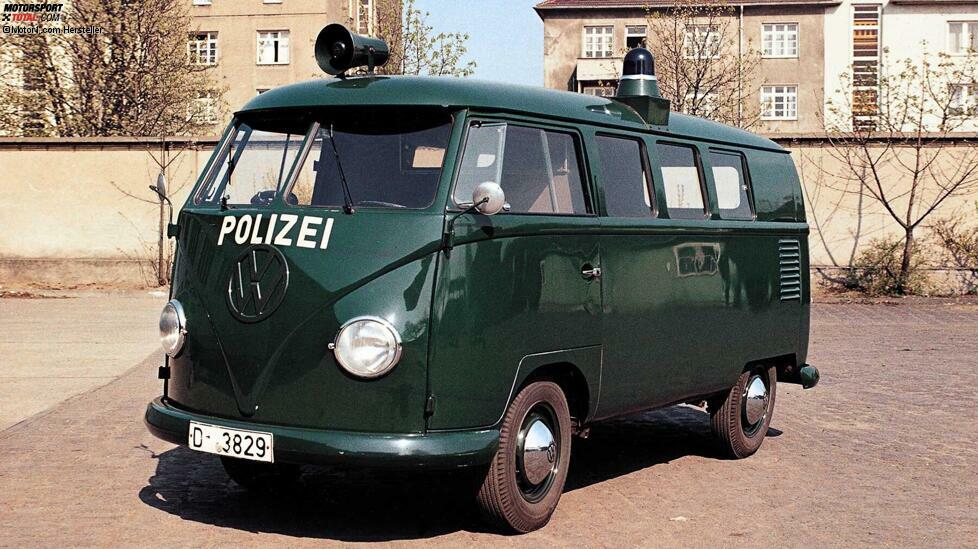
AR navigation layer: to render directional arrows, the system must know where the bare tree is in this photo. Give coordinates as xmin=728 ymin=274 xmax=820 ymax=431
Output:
xmin=822 ymin=46 xmax=978 ymax=294
xmin=0 ymin=0 xmax=225 ymax=137
xmin=644 ymin=0 xmax=761 ymax=128
xmin=372 ymin=0 xmax=476 ymax=77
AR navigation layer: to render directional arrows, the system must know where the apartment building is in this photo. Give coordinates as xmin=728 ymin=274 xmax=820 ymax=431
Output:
xmin=188 ymin=0 xmax=379 ymax=124
xmin=534 ymin=0 xmax=978 ymax=133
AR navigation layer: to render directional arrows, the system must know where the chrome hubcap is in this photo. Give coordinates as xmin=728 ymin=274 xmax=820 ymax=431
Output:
xmin=743 ymin=374 xmax=769 ymax=427
xmin=519 ymin=418 xmax=557 ymax=486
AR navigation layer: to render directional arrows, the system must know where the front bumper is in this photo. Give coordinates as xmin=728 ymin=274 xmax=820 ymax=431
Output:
xmin=144 ymin=397 xmax=499 ymax=469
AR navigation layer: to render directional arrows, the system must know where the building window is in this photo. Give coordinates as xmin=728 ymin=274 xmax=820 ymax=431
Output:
xmin=583 ymin=25 xmax=614 ymax=58
xmin=257 ymin=30 xmax=290 ymax=65
xmin=683 ymin=90 xmax=718 ymax=117
xmin=582 ymin=85 xmax=616 ymax=97
xmin=264 ymin=0 xmax=283 ymax=4
xmin=852 ymin=4 xmax=881 ymax=130
xmin=762 ymin=23 xmax=798 ymax=58
xmin=355 ymin=0 xmax=373 ymax=34
xmin=950 ymin=84 xmax=977 ymax=115
xmin=683 ymin=24 xmax=720 ymax=59
xmin=192 ymin=0 xmax=211 ymax=5
xmin=761 ymin=85 xmax=798 ymax=120
xmin=191 ymin=93 xmax=218 ymax=125
xmin=188 ymin=32 xmax=218 ymax=65
xmin=949 ymin=22 xmax=978 ymax=54
xmin=626 ymin=25 xmax=647 ymax=49
xmin=257 ymin=88 xmax=270 ymax=95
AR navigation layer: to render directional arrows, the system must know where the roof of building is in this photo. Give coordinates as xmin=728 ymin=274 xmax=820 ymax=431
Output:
xmin=238 ymin=76 xmax=783 ymax=152
xmin=534 ymin=0 xmax=841 ymax=9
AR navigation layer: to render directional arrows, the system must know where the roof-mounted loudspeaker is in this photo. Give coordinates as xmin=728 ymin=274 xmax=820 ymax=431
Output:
xmin=315 ymin=23 xmax=390 ymax=77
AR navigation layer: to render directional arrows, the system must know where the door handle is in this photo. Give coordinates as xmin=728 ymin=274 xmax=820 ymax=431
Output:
xmin=581 ymin=265 xmax=602 ymax=279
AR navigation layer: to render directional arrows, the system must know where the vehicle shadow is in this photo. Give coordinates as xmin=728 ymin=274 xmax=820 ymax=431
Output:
xmin=138 ymin=405 xmax=722 ymax=541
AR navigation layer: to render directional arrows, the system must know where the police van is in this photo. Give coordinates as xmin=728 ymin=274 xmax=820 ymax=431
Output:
xmin=145 ymin=23 xmax=820 ymax=533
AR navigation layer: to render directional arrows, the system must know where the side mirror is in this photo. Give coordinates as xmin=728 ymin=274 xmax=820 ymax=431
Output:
xmin=150 ymin=173 xmax=167 ymax=202
xmin=472 ymin=182 xmax=505 ymax=216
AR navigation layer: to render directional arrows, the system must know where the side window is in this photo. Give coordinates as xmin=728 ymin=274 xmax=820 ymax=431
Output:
xmin=709 ymin=150 xmax=753 ymax=220
xmin=595 ymin=135 xmax=653 ymax=217
xmin=656 ymin=142 xmax=706 ymax=220
xmin=454 ymin=123 xmax=589 ymax=214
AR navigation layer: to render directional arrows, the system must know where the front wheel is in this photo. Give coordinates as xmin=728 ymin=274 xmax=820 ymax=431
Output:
xmin=710 ymin=365 xmax=777 ymax=459
xmin=476 ymin=381 xmax=572 ymax=533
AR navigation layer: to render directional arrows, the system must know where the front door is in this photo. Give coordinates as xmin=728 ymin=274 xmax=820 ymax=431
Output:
xmin=426 ymin=119 xmax=602 ymax=430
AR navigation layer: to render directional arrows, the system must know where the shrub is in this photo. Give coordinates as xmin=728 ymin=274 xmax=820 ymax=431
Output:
xmin=932 ymin=214 xmax=978 ymax=271
xmin=850 ymin=237 xmax=929 ymax=296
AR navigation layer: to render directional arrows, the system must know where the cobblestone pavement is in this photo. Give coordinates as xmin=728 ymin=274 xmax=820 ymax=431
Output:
xmin=1 ymin=302 xmax=976 ymax=547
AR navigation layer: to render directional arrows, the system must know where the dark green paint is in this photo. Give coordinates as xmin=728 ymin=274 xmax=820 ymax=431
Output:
xmin=145 ymin=397 xmax=498 ymax=468
xmin=147 ymin=75 xmax=813 ymax=468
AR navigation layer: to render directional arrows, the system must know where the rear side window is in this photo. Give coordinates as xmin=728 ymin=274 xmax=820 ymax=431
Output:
xmin=595 ymin=135 xmax=653 ymax=217
xmin=708 ymin=150 xmax=753 ymax=220
xmin=656 ymin=142 xmax=706 ymax=220
xmin=454 ymin=123 xmax=589 ymax=215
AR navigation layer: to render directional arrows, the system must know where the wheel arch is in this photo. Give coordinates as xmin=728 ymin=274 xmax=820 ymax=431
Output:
xmin=504 ymin=346 xmax=602 ymax=428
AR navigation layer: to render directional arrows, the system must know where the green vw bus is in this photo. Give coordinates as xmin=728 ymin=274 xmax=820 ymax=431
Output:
xmin=145 ymin=24 xmax=819 ymax=533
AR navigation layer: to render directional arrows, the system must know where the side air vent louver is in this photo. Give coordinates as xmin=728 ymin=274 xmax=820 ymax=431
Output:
xmin=779 ymin=239 xmax=802 ymax=302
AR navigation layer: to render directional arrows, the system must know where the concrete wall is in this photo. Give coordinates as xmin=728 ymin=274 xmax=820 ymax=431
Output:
xmin=0 ymin=138 xmax=216 ymax=287
xmin=0 ymin=136 xmax=975 ymax=290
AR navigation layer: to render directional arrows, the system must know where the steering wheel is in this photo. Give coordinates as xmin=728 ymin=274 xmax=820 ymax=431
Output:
xmin=250 ymin=190 xmax=276 ymax=205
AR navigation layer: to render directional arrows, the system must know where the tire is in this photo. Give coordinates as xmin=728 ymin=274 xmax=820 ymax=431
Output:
xmin=710 ymin=365 xmax=777 ymax=459
xmin=220 ymin=457 xmax=300 ymax=492
xmin=476 ymin=381 xmax=572 ymax=533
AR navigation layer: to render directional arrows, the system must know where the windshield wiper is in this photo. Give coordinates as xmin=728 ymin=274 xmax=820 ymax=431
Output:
xmin=326 ymin=124 xmax=356 ymax=215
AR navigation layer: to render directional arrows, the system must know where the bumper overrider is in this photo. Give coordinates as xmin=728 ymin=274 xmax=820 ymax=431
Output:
xmin=144 ymin=397 xmax=499 ymax=469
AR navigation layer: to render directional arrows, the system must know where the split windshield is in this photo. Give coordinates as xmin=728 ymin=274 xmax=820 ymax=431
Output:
xmin=194 ymin=109 xmax=453 ymax=210
xmin=195 ymin=122 xmax=308 ymax=207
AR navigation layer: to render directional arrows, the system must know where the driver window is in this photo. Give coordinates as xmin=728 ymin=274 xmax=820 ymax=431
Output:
xmin=454 ymin=123 xmax=589 ymax=215
xmin=196 ymin=123 xmax=304 ymax=206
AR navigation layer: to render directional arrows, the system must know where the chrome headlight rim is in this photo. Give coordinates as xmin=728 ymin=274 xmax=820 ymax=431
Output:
xmin=160 ymin=299 xmax=187 ymax=358
xmin=331 ymin=315 xmax=402 ymax=379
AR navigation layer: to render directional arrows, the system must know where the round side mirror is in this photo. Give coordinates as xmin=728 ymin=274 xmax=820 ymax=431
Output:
xmin=155 ymin=172 xmax=168 ymax=199
xmin=472 ymin=182 xmax=505 ymax=216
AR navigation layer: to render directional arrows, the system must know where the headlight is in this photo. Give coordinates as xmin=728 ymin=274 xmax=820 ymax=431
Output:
xmin=331 ymin=316 xmax=402 ymax=379
xmin=159 ymin=300 xmax=187 ymax=357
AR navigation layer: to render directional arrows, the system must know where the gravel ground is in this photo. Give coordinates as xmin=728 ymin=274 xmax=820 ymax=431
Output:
xmin=0 ymin=301 xmax=976 ymax=547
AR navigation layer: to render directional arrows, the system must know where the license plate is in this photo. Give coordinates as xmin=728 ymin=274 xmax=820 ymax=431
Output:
xmin=188 ymin=421 xmax=274 ymax=462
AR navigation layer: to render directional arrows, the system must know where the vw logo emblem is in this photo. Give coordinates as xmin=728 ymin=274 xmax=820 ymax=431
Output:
xmin=546 ymin=441 xmax=557 ymax=464
xmin=227 ymin=245 xmax=289 ymax=323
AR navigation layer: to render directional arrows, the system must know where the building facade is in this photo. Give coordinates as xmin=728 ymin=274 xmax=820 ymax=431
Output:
xmin=188 ymin=0 xmax=379 ymax=125
xmin=535 ymin=0 xmax=978 ymax=134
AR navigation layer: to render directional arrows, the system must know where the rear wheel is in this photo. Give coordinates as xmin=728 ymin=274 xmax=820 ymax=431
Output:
xmin=220 ymin=457 xmax=300 ymax=492
xmin=476 ymin=381 xmax=572 ymax=533
xmin=710 ymin=365 xmax=777 ymax=459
